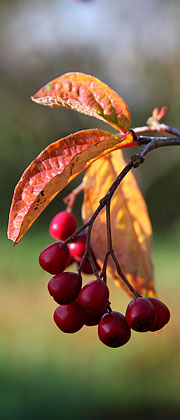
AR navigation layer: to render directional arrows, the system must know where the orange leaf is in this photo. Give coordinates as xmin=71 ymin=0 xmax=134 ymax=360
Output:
xmin=8 ymin=129 xmax=135 ymax=244
xmin=82 ymin=150 xmax=155 ymax=297
xmin=31 ymin=72 xmax=131 ymax=132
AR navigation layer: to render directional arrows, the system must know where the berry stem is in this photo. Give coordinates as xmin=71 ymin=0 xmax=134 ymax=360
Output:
xmin=104 ymin=198 xmax=141 ymax=298
xmin=106 ymin=199 xmax=113 ymax=251
xmin=101 ymin=251 xmax=110 ymax=284
xmin=100 ymin=200 xmax=112 ymax=284
xmin=87 ymin=253 xmax=100 ymax=279
xmin=110 ymin=252 xmax=141 ymax=299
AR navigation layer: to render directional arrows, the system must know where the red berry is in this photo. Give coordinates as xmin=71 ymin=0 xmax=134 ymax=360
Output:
xmin=48 ymin=272 xmax=82 ymax=305
xmin=49 ymin=211 xmax=77 ymax=241
xmin=66 ymin=250 xmax=75 ymax=268
xmin=39 ymin=242 xmax=70 ymax=274
xmin=84 ymin=310 xmax=105 ymax=326
xmin=98 ymin=312 xmax=131 ymax=348
xmin=125 ymin=298 xmax=156 ymax=332
xmin=68 ymin=233 xmax=99 ymax=274
xmin=80 ymin=257 xmax=94 ymax=274
xmin=78 ymin=279 xmax=109 ymax=314
xmin=81 ymin=255 xmax=100 ymax=275
xmin=54 ymin=301 xmax=84 ymax=333
xmin=68 ymin=233 xmax=86 ymax=262
xmin=148 ymin=297 xmax=170 ymax=331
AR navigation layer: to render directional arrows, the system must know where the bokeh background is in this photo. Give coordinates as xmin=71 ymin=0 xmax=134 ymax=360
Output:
xmin=1 ymin=0 xmax=180 ymax=419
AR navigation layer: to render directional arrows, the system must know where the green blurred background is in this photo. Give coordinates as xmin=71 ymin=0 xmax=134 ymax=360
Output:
xmin=0 ymin=0 xmax=180 ymax=419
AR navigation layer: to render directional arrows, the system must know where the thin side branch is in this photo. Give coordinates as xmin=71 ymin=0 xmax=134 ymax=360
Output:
xmin=64 ymin=183 xmax=83 ymax=212
xmin=133 ymin=119 xmax=180 ymax=137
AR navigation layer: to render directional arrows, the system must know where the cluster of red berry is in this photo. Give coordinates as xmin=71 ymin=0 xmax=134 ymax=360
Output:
xmin=39 ymin=211 xmax=170 ymax=348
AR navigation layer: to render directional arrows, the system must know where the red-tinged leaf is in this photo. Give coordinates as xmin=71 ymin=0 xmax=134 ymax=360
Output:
xmin=82 ymin=150 xmax=155 ymax=298
xmin=8 ymin=129 xmax=136 ymax=244
xmin=31 ymin=72 xmax=131 ymax=132
xmin=152 ymin=106 xmax=169 ymax=121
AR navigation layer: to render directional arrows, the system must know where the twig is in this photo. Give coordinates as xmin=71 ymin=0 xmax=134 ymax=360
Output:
xmin=87 ymin=253 xmax=100 ymax=280
xmin=133 ymin=124 xmax=180 ymax=137
xmin=62 ymin=130 xmax=180 ymax=297
xmin=110 ymin=252 xmax=141 ymax=298
xmin=100 ymin=251 xmax=111 ymax=284
xmin=62 ymin=160 xmax=134 ymax=248
xmin=63 ymin=134 xmax=180 ymax=249
xmin=136 ymin=136 xmax=180 ymax=147
xmin=133 ymin=116 xmax=180 ymax=137
xmin=63 ymin=183 xmax=83 ymax=212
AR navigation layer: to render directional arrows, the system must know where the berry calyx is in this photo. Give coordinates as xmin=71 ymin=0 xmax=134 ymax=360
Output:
xmin=147 ymin=297 xmax=170 ymax=331
xmin=39 ymin=242 xmax=70 ymax=274
xmin=54 ymin=301 xmax=84 ymax=333
xmin=49 ymin=211 xmax=77 ymax=241
xmin=78 ymin=279 xmax=109 ymax=314
xmin=125 ymin=298 xmax=156 ymax=332
xmin=48 ymin=272 xmax=82 ymax=305
xmin=98 ymin=312 xmax=131 ymax=348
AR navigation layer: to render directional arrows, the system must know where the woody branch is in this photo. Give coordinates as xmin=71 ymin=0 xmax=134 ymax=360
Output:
xmin=62 ymin=121 xmax=180 ymax=297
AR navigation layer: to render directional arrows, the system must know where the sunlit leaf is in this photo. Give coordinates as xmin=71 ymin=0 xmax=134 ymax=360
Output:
xmin=8 ymin=129 xmax=136 ymax=244
xmin=31 ymin=72 xmax=131 ymax=132
xmin=82 ymin=150 xmax=155 ymax=297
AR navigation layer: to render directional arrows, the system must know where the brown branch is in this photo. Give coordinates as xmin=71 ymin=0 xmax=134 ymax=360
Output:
xmin=62 ymin=130 xmax=180 ymax=297
xmin=62 ymin=134 xmax=180 ymax=248
xmin=62 ymin=161 xmax=134 ymax=247
xmin=136 ymin=136 xmax=180 ymax=147
xmin=133 ymin=117 xmax=180 ymax=137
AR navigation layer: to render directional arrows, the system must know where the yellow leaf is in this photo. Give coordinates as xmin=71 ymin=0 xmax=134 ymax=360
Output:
xmin=82 ymin=150 xmax=155 ymax=297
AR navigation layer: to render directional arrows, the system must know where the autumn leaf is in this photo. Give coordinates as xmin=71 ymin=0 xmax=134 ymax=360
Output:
xmin=31 ymin=72 xmax=131 ymax=132
xmin=82 ymin=150 xmax=155 ymax=297
xmin=8 ymin=129 xmax=136 ymax=244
